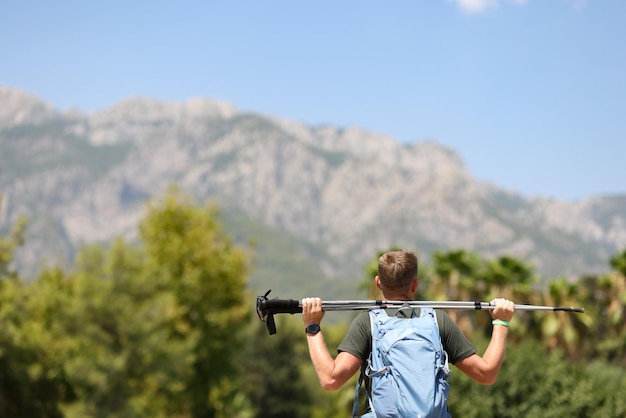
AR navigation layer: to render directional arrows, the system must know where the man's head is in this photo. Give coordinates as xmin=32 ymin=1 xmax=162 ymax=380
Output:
xmin=376 ymin=250 xmax=419 ymax=299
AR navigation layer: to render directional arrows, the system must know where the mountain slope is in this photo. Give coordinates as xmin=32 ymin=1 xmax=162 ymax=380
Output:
xmin=1 ymin=86 xmax=624 ymax=297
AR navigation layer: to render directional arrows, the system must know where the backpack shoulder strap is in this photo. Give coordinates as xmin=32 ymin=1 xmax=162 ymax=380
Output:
xmin=418 ymin=307 xmax=441 ymax=336
xmin=352 ymin=309 xmax=384 ymax=417
xmin=419 ymin=307 xmax=450 ymax=374
xmin=369 ymin=307 xmax=388 ymax=318
xmin=419 ymin=306 xmax=435 ymax=319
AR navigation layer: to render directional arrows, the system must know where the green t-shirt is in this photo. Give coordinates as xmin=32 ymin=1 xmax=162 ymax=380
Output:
xmin=337 ymin=308 xmax=477 ymax=365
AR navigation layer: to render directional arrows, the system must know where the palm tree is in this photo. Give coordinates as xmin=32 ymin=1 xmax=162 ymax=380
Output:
xmin=595 ymin=250 xmax=626 ymax=363
xmin=476 ymin=255 xmax=536 ymax=340
xmin=430 ymin=250 xmax=482 ymax=300
xmin=535 ymin=277 xmax=592 ymax=359
xmin=577 ymin=250 xmax=626 ymax=363
xmin=610 ymin=249 xmax=626 ymax=276
xmin=479 ymin=256 xmax=535 ymax=301
xmin=429 ymin=250 xmax=482 ymax=335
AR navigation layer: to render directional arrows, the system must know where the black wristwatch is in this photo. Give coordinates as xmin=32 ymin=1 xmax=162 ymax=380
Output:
xmin=305 ymin=323 xmax=321 ymax=335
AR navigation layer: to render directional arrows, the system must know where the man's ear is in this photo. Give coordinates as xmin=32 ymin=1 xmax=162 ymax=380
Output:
xmin=375 ymin=276 xmax=382 ymax=290
xmin=410 ymin=278 xmax=419 ymax=294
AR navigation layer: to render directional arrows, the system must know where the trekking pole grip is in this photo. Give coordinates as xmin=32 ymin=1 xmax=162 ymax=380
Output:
xmin=256 ymin=290 xmax=302 ymax=335
xmin=261 ymin=298 xmax=302 ymax=315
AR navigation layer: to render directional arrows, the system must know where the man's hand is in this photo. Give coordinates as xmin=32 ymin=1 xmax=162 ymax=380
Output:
xmin=489 ymin=298 xmax=515 ymax=322
xmin=302 ymin=297 xmax=325 ymax=325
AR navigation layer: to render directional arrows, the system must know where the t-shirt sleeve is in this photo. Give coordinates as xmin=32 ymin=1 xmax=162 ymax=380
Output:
xmin=437 ymin=310 xmax=477 ymax=364
xmin=337 ymin=312 xmax=371 ymax=361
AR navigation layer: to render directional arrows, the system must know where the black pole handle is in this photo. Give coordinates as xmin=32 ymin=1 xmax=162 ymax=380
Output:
xmin=256 ymin=290 xmax=302 ymax=335
xmin=260 ymin=298 xmax=302 ymax=315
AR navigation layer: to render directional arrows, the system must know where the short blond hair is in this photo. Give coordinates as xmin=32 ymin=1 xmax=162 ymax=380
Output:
xmin=378 ymin=250 xmax=418 ymax=293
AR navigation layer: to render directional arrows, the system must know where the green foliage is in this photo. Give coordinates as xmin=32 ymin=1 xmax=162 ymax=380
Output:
xmin=211 ymin=150 xmax=239 ymax=172
xmin=305 ymin=145 xmax=347 ymax=168
xmin=0 ymin=123 xmax=133 ymax=179
xmin=0 ymin=274 xmax=67 ymax=418
xmin=137 ymin=187 xmax=252 ymax=417
xmin=609 ymin=249 xmax=626 ymax=276
xmin=0 ymin=202 xmax=26 ymax=279
xmin=0 ymin=197 xmax=66 ymax=417
xmin=449 ymin=339 xmax=626 ymax=418
xmin=583 ymin=266 xmax=626 ymax=363
xmin=0 ymin=122 xmax=132 ymax=178
xmin=240 ymin=315 xmax=312 ymax=418
xmin=1 ymin=190 xmax=625 ymax=418
xmin=0 ymin=188 xmax=251 ymax=417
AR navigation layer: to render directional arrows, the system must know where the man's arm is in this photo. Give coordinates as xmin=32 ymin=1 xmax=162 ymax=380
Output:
xmin=455 ymin=298 xmax=515 ymax=385
xmin=302 ymin=297 xmax=363 ymax=391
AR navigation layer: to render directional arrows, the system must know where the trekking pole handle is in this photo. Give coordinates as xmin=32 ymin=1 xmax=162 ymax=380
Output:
xmin=257 ymin=297 xmax=302 ymax=317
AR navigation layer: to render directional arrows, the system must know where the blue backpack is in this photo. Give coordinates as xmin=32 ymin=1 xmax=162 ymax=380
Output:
xmin=352 ymin=307 xmax=451 ymax=418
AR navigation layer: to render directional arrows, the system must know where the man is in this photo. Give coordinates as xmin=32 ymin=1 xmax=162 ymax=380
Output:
xmin=302 ymin=250 xmax=515 ymax=413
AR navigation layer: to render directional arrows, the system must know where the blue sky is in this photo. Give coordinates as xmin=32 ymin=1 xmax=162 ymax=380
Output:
xmin=1 ymin=0 xmax=624 ymax=201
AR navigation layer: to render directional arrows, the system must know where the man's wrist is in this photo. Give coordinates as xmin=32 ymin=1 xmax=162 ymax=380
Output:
xmin=305 ymin=323 xmax=321 ymax=335
xmin=492 ymin=319 xmax=510 ymax=327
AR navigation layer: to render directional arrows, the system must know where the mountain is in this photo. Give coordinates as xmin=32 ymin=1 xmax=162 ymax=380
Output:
xmin=1 ymin=85 xmax=625 ymax=299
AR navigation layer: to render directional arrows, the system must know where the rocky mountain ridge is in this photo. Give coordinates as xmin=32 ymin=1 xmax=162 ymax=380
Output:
xmin=1 ymin=85 xmax=625 ymax=292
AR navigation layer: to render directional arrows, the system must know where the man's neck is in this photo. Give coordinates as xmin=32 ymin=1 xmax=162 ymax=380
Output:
xmin=384 ymin=293 xmax=413 ymax=301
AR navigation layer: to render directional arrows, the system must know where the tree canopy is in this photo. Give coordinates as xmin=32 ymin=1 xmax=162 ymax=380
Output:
xmin=0 ymin=192 xmax=624 ymax=417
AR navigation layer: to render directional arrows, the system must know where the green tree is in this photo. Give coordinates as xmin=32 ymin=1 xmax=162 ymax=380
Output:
xmin=241 ymin=315 xmax=312 ymax=418
xmin=138 ymin=187 xmax=251 ymax=418
xmin=9 ymin=188 xmax=252 ymax=417
xmin=36 ymin=242 xmax=202 ymax=418
xmin=532 ymin=277 xmax=592 ymax=359
xmin=478 ymin=256 xmax=535 ymax=301
xmin=609 ymin=249 xmax=626 ymax=276
xmin=0 ymin=201 xmax=25 ymax=279
xmin=592 ymin=250 xmax=626 ymax=363
xmin=430 ymin=249 xmax=482 ymax=302
xmin=0 ymin=197 xmax=65 ymax=417
xmin=427 ymin=249 xmax=483 ymax=334
xmin=475 ymin=256 xmax=536 ymax=340
xmin=448 ymin=339 xmax=626 ymax=417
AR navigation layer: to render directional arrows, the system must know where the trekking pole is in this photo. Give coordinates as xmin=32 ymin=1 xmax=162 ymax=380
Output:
xmin=256 ymin=290 xmax=584 ymax=335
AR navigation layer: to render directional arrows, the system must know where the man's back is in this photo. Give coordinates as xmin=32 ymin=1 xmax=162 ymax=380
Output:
xmin=359 ymin=307 xmax=451 ymax=417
